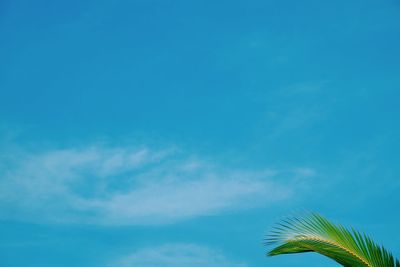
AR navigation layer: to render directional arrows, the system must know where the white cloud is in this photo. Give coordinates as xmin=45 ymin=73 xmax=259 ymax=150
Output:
xmin=110 ymin=243 xmax=247 ymax=267
xmin=0 ymin=144 xmax=312 ymax=225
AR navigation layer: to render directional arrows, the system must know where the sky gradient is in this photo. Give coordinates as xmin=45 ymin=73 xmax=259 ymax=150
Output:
xmin=1 ymin=0 xmax=400 ymax=267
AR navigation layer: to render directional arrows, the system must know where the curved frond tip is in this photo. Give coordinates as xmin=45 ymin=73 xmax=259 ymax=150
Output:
xmin=265 ymin=213 xmax=399 ymax=267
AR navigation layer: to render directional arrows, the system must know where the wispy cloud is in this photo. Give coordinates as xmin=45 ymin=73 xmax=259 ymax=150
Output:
xmin=110 ymin=243 xmax=247 ymax=267
xmin=0 ymin=143 xmax=313 ymax=225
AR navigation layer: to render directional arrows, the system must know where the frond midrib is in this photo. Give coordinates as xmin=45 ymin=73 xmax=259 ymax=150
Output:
xmin=289 ymin=235 xmax=371 ymax=267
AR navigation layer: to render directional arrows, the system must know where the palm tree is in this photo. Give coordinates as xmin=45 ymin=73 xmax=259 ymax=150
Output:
xmin=265 ymin=213 xmax=399 ymax=267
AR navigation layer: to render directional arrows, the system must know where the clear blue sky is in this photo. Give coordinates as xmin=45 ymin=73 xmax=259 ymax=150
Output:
xmin=1 ymin=0 xmax=399 ymax=266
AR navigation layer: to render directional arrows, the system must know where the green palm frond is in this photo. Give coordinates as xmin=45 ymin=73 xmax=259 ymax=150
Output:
xmin=265 ymin=213 xmax=399 ymax=267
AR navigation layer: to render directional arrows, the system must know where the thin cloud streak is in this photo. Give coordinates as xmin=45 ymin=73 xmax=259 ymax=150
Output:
xmin=0 ymin=144 xmax=313 ymax=225
xmin=110 ymin=243 xmax=247 ymax=267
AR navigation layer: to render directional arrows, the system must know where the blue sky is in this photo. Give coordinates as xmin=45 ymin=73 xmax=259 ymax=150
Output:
xmin=1 ymin=0 xmax=399 ymax=266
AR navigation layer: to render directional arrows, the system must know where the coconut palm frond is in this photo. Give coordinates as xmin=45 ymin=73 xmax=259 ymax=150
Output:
xmin=265 ymin=213 xmax=399 ymax=267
